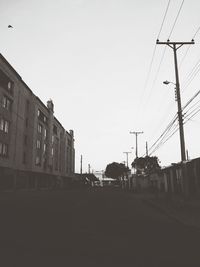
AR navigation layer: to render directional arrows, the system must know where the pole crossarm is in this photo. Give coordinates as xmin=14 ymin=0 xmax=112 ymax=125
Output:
xmin=157 ymin=40 xmax=194 ymax=50
xmin=156 ymin=39 xmax=195 ymax=45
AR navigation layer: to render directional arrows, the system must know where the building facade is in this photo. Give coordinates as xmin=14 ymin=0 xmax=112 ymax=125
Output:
xmin=0 ymin=54 xmax=75 ymax=189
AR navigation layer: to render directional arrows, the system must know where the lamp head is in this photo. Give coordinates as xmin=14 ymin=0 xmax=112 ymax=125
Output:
xmin=163 ymin=80 xmax=170 ymax=85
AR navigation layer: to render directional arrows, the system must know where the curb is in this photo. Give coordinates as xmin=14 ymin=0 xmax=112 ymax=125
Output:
xmin=142 ymin=198 xmax=200 ymax=232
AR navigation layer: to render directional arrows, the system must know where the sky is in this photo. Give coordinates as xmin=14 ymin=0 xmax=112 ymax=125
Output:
xmin=1 ymin=0 xmax=200 ymax=173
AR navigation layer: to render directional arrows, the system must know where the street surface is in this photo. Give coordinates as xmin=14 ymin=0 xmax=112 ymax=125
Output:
xmin=0 ymin=188 xmax=200 ymax=267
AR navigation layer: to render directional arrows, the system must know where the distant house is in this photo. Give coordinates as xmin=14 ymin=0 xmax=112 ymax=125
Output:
xmin=72 ymin=173 xmax=99 ymax=187
xmin=82 ymin=173 xmax=99 ymax=186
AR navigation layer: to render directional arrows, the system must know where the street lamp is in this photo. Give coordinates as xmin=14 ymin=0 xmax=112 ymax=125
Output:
xmin=163 ymin=80 xmax=175 ymax=85
xmin=163 ymin=80 xmax=186 ymax=161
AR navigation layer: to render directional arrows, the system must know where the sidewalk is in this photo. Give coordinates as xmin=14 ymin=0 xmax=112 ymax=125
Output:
xmin=133 ymin=192 xmax=200 ymax=230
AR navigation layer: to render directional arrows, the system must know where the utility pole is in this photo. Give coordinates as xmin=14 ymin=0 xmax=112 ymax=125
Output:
xmin=146 ymin=141 xmax=148 ymax=156
xmin=130 ymin=131 xmax=143 ymax=158
xmin=186 ymin=149 xmax=189 ymax=161
xmin=156 ymin=39 xmax=194 ymax=162
xmin=80 ymin=155 xmax=83 ymax=175
xmin=88 ymin=164 xmax=91 ymax=173
xmin=123 ymin=152 xmax=131 ymax=168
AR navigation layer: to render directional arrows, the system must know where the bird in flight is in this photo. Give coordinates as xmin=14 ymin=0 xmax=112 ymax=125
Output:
xmin=8 ymin=25 xmax=13 ymax=28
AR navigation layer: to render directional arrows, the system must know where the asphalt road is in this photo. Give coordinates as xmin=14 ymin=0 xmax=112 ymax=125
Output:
xmin=0 ymin=188 xmax=200 ymax=267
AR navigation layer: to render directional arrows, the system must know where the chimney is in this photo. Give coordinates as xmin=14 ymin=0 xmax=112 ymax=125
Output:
xmin=47 ymin=99 xmax=54 ymax=113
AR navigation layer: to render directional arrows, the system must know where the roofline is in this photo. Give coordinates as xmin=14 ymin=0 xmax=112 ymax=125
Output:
xmin=0 ymin=53 xmax=33 ymax=95
xmin=0 ymin=53 xmax=74 ymax=137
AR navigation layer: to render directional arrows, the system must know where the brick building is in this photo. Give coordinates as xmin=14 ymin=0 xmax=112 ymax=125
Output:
xmin=0 ymin=54 xmax=75 ymax=189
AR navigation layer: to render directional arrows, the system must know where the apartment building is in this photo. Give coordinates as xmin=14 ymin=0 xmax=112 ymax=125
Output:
xmin=0 ymin=54 xmax=75 ymax=188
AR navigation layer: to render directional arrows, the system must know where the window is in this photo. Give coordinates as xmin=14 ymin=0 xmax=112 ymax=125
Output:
xmin=53 ymin=125 xmax=57 ymax=135
xmin=35 ymin=156 xmax=41 ymax=165
xmin=0 ymin=143 xmax=8 ymax=157
xmin=44 ymin=128 xmax=47 ymax=139
xmin=2 ymin=96 xmax=12 ymax=111
xmin=0 ymin=119 xmax=4 ymax=131
xmin=7 ymin=81 xmax=14 ymax=95
xmin=8 ymin=81 xmax=12 ymax=90
xmin=36 ymin=140 xmax=41 ymax=149
xmin=0 ymin=69 xmax=14 ymax=95
xmin=44 ymin=143 xmax=47 ymax=153
xmin=38 ymin=109 xmax=48 ymax=124
xmin=4 ymin=121 xmax=9 ymax=133
xmin=38 ymin=124 xmax=42 ymax=133
xmin=0 ymin=118 xmax=9 ymax=133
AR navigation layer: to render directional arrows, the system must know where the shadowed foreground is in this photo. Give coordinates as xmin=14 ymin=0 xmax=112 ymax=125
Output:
xmin=0 ymin=188 xmax=200 ymax=267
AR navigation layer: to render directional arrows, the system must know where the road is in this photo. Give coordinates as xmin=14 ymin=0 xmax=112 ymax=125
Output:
xmin=0 ymin=188 xmax=200 ymax=267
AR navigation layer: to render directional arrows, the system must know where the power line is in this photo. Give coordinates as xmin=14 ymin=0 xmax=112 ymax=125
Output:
xmin=183 ymin=88 xmax=200 ymax=110
xmin=168 ymin=0 xmax=185 ymax=38
xmin=184 ymin=104 xmax=200 ymax=121
xmin=149 ymin=124 xmax=179 ymax=155
xmin=180 ymin=24 xmax=200 ymax=68
xmin=137 ymin=0 xmax=172 ymax=118
xmin=157 ymin=0 xmax=172 ymax=39
xmin=149 ymin=102 xmax=200 ymax=156
xmin=148 ymin=114 xmax=178 ymax=153
xmin=192 ymin=25 xmax=200 ymax=39
xmin=184 ymin=99 xmax=200 ymax=114
xmin=185 ymin=107 xmax=200 ymax=123
xmin=182 ymin=61 xmax=200 ymax=92
xmin=141 ymin=0 xmax=185 ymax=119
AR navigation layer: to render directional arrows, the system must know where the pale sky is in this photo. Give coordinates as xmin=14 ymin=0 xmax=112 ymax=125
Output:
xmin=1 ymin=0 xmax=200 ymax=173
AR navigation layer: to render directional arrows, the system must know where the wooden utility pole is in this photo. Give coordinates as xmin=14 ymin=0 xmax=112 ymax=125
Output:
xmin=88 ymin=164 xmax=91 ymax=174
xmin=123 ymin=152 xmax=131 ymax=168
xmin=130 ymin=131 xmax=143 ymax=158
xmin=146 ymin=141 xmax=148 ymax=156
xmin=156 ymin=39 xmax=194 ymax=161
xmin=80 ymin=155 xmax=83 ymax=175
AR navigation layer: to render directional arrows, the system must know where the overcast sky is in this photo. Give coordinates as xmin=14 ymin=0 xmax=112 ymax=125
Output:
xmin=1 ymin=0 xmax=200 ymax=172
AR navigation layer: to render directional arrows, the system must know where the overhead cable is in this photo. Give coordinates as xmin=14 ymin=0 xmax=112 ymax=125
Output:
xmin=168 ymin=0 xmax=185 ymax=38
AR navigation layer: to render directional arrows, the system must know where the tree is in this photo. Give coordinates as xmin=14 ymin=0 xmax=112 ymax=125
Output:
xmin=105 ymin=162 xmax=129 ymax=179
xmin=131 ymin=156 xmax=161 ymax=175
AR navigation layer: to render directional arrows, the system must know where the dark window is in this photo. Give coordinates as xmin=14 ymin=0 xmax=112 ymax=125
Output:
xmin=36 ymin=140 xmax=41 ymax=149
xmin=44 ymin=128 xmax=47 ymax=139
xmin=35 ymin=155 xmax=41 ymax=166
xmin=38 ymin=109 xmax=48 ymax=124
xmin=0 ymin=118 xmax=10 ymax=133
xmin=0 ymin=142 xmax=8 ymax=157
xmin=38 ymin=123 xmax=42 ymax=133
xmin=0 ymin=69 xmax=14 ymax=95
xmin=53 ymin=125 xmax=57 ymax=135
xmin=2 ymin=95 xmax=12 ymax=111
